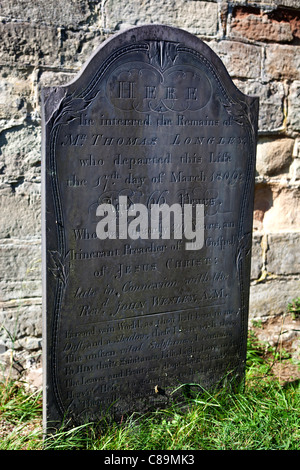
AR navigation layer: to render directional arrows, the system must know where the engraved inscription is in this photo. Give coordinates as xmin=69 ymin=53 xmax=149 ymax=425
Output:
xmin=107 ymin=65 xmax=212 ymax=113
xmin=43 ymin=25 xmax=258 ymax=430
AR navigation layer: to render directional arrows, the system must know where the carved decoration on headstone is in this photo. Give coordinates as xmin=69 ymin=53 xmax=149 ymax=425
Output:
xmin=42 ymin=25 xmax=259 ymax=431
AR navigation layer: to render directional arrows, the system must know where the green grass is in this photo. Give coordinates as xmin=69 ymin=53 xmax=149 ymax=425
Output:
xmin=0 ymin=331 xmax=299 ymax=450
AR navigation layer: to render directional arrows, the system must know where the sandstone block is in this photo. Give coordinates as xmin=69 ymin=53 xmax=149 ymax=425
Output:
xmin=38 ymin=70 xmax=77 ymax=88
xmin=0 ymin=350 xmax=24 ymax=380
xmin=273 ymin=0 xmax=300 ymax=9
xmin=0 ymin=124 xmax=41 ymax=184
xmin=256 ymin=137 xmax=294 ymax=176
xmin=243 ymin=1 xmax=299 ymax=8
xmin=209 ymin=40 xmax=261 ymax=79
xmin=36 ymin=71 xmax=77 ymax=110
xmin=287 ymin=81 xmax=300 ymax=133
xmin=0 ymin=300 xmax=42 ymax=351
xmin=251 ymin=315 xmax=300 ymax=363
xmin=229 ymin=7 xmax=294 ymax=43
xmin=104 ymin=0 xmax=219 ymax=36
xmin=0 ymin=0 xmax=93 ymax=28
xmin=293 ymin=138 xmax=300 ymax=158
xmin=267 ymin=233 xmax=300 ymax=275
xmin=59 ymin=28 xmax=105 ymax=69
xmin=249 ymin=279 xmax=300 ymax=319
xmin=263 ymin=186 xmax=300 ymax=232
xmin=0 ymin=188 xmax=41 ymax=238
xmin=0 ymin=279 xmax=42 ymax=303
xmin=0 ymin=22 xmax=61 ymax=67
xmin=253 ymin=184 xmax=273 ymax=232
xmin=0 ymin=240 xmax=41 ymax=282
xmin=0 ymin=67 xmax=34 ymax=123
xmin=251 ymin=233 xmax=263 ymax=280
xmin=290 ymin=159 xmax=300 ymax=181
xmin=253 ymin=184 xmax=300 ymax=233
xmin=234 ymin=80 xmax=285 ymax=132
xmin=265 ymin=44 xmax=300 ymax=81
xmin=15 ymin=336 xmax=42 ymax=352
xmin=0 ymin=240 xmax=42 ymax=352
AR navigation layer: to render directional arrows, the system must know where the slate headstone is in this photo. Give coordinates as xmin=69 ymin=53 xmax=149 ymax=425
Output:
xmin=42 ymin=25 xmax=259 ymax=431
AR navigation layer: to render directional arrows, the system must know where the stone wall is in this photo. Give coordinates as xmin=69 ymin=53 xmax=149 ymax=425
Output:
xmin=0 ymin=0 xmax=299 ymax=376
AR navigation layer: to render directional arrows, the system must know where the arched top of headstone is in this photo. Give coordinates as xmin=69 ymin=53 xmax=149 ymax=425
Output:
xmin=42 ymin=24 xmax=259 ymax=432
xmin=43 ymin=24 xmax=258 ymax=129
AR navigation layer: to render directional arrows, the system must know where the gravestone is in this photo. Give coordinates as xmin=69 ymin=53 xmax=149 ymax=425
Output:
xmin=42 ymin=25 xmax=259 ymax=431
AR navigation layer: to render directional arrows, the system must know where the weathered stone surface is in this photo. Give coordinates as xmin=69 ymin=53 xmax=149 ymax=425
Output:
xmin=267 ymin=7 xmax=300 ymax=40
xmin=229 ymin=7 xmax=295 ymax=43
xmin=290 ymin=158 xmax=300 ymax=181
xmin=104 ymin=0 xmax=219 ymax=36
xmin=0 ymin=348 xmax=43 ymax=390
xmin=0 ymin=22 xmax=61 ymax=67
xmin=36 ymin=71 xmax=78 ymax=110
xmin=15 ymin=334 xmax=42 ymax=352
xmin=209 ymin=40 xmax=262 ymax=79
xmin=287 ymin=81 xmax=300 ymax=133
xmin=23 ymin=363 xmax=43 ymax=391
xmin=0 ymin=238 xmax=42 ymax=352
xmin=38 ymin=71 xmax=77 ymax=88
xmin=59 ymin=28 xmax=105 ymax=69
xmin=0 ymin=300 xmax=42 ymax=350
xmin=0 ymin=0 xmax=94 ymax=27
xmin=0 ymin=350 xmax=25 ymax=380
xmin=0 ymin=19 xmax=105 ymax=71
xmin=255 ymin=184 xmax=300 ymax=234
xmin=256 ymin=137 xmax=294 ymax=176
xmin=253 ymin=184 xmax=273 ymax=232
xmin=253 ymin=184 xmax=300 ymax=233
xmin=0 ymin=189 xmax=41 ymax=238
xmin=267 ymin=233 xmax=300 ymax=275
xmin=251 ymin=233 xmax=263 ymax=280
xmin=251 ymin=315 xmax=300 ymax=368
xmin=0 ymin=125 xmax=41 ymax=184
xmin=0 ymin=67 xmax=34 ymax=123
xmin=263 ymin=186 xmax=300 ymax=232
xmin=293 ymin=138 xmax=300 ymax=158
xmin=0 ymin=124 xmax=41 ymax=239
xmin=234 ymin=80 xmax=285 ymax=132
xmin=239 ymin=0 xmax=300 ymax=8
xmin=265 ymin=44 xmax=300 ymax=81
xmin=0 ymin=278 xmax=42 ymax=303
xmin=249 ymin=279 xmax=300 ymax=319
xmin=274 ymin=0 xmax=300 ymax=9
xmin=0 ymin=240 xmax=41 ymax=282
